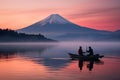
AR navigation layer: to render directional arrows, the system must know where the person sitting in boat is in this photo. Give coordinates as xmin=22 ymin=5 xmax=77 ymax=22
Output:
xmin=78 ymin=46 xmax=84 ymax=56
xmin=87 ymin=46 xmax=94 ymax=56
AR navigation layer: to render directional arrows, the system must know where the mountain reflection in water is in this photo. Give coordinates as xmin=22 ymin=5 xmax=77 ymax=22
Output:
xmin=0 ymin=43 xmax=71 ymax=70
xmin=0 ymin=42 xmax=120 ymax=80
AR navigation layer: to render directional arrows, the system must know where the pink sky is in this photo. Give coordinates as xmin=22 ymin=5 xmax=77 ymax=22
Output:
xmin=0 ymin=0 xmax=120 ymax=31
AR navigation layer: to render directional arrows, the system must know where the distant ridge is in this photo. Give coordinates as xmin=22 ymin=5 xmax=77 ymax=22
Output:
xmin=17 ymin=14 xmax=120 ymax=41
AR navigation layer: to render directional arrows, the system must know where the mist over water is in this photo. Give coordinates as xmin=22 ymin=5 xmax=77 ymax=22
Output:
xmin=0 ymin=41 xmax=120 ymax=80
xmin=0 ymin=41 xmax=120 ymax=57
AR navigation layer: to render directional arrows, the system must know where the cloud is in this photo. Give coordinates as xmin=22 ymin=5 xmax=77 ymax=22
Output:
xmin=67 ymin=7 xmax=120 ymax=19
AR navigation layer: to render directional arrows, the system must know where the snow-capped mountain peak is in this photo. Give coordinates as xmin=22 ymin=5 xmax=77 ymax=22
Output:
xmin=17 ymin=14 xmax=115 ymax=41
xmin=39 ymin=14 xmax=72 ymax=25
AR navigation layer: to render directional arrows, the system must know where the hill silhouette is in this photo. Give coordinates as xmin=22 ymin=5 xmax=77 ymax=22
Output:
xmin=0 ymin=29 xmax=56 ymax=42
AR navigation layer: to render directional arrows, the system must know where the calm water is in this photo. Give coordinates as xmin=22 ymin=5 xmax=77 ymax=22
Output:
xmin=0 ymin=42 xmax=120 ymax=80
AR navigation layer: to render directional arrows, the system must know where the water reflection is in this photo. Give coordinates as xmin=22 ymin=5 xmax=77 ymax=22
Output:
xmin=78 ymin=58 xmax=84 ymax=70
xmin=0 ymin=43 xmax=54 ymax=59
xmin=42 ymin=58 xmax=71 ymax=70
xmin=0 ymin=44 xmax=104 ymax=71
xmin=78 ymin=59 xmax=104 ymax=71
xmin=87 ymin=60 xmax=94 ymax=71
xmin=0 ymin=42 xmax=120 ymax=80
xmin=0 ymin=44 xmax=71 ymax=70
xmin=0 ymin=51 xmax=17 ymax=59
xmin=0 ymin=42 xmax=114 ymax=71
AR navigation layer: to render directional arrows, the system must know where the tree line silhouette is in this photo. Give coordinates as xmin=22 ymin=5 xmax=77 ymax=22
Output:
xmin=0 ymin=29 xmax=55 ymax=42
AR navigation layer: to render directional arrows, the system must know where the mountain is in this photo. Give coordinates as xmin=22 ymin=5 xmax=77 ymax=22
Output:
xmin=0 ymin=29 xmax=56 ymax=42
xmin=110 ymin=30 xmax=120 ymax=41
xmin=17 ymin=14 xmax=119 ymax=41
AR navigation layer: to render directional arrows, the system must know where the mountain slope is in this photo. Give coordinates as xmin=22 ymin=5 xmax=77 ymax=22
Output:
xmin=17 ymin=14 xmax=118 ymax=41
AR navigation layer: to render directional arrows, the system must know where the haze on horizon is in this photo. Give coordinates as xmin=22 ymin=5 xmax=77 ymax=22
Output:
xmin=0 ymin=0 xmax=120 ymax=31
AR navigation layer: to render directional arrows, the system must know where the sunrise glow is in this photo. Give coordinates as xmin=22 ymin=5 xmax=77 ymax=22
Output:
xmin=0 ymin=0 xmax=120 ymax=31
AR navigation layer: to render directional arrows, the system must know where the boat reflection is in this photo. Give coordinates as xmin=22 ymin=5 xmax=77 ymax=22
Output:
xmin=78 ymin=58 xmax=104 ymax=71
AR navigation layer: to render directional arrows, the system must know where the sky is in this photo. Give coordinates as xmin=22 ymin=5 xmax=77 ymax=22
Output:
xmin=0 ymin=0 xmax=120 ymax=31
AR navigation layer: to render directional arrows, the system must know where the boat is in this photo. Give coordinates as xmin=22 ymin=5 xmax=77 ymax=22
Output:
xmin=68 ymin=53 xmax=104 ymax=61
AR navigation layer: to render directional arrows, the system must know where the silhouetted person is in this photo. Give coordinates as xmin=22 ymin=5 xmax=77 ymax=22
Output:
xmin=87 ymin=60 xmax=94 ymax=71
xmin=78 ymin=58 xmax=84 ymax=70
xmin=78 ymin=46 xmax=84 ymax=56
xmin=87 ymin=46 xmax=94 ymax=56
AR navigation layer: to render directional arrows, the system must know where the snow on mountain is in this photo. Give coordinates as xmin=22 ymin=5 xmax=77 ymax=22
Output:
xmin=38 ymin=14 xmax=72 ymax=25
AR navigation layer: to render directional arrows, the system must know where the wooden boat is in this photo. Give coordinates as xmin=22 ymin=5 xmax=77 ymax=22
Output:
xmin=68 ymin=53 xmax=104 ymax=61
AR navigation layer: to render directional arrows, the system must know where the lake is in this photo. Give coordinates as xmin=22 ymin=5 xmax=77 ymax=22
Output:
xmin=0 ymin=42 xmax=120 ymax=80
